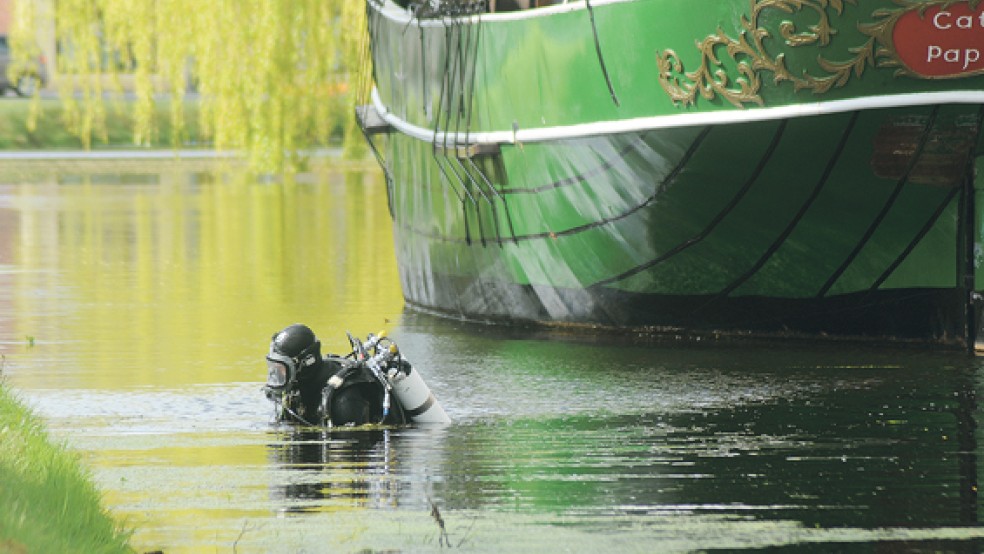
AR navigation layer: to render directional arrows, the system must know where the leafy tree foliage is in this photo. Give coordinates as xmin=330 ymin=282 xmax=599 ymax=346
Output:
xmin=9 ymin=0 xmax=368 ymax=173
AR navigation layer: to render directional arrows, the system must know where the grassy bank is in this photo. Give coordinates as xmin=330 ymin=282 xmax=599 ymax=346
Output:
xmin=0 ymin=382 xmax=132 ymax=554
xmin=0 ymin=96 xmax=205 ymax=150
xmin=0 ymin=93 xmax=351 ymax=152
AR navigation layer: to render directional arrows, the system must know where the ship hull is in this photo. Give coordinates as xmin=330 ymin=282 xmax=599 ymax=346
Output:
xmin=361 ymin=0 xmax=984 ymax=348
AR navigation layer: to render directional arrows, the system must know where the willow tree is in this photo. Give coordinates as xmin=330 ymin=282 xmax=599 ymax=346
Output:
xmin=8 ymin=0 xmax=370 ymax=173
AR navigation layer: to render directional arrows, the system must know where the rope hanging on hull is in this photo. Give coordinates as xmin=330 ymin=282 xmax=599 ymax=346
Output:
xmin=427 ymin=0 xmax=517 ymax=246
xmin=585 ymin=0 xmax=619 ymax=108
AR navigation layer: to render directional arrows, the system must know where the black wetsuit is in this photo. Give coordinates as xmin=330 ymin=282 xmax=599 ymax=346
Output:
xmin=293 ymin=356 xmax=405 ymax=426
xmin=293 ymin=357 xmax=340 ymax=421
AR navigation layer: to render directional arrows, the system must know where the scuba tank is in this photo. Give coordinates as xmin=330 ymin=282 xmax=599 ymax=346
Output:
xmin=386 ymin=360 xmax=450 ymax=424
xmin=360 ymin=331 xmax=449 ymax=424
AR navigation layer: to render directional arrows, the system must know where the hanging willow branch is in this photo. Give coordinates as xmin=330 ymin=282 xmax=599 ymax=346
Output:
xmin=9 ymin=0 xmax=368 ymax=174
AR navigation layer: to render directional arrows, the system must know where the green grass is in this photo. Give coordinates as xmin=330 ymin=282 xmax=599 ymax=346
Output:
xmin=0 ymin=93 xmax=353 ymax=152
xmin=0 ymin=96 xmax=205 ymax=150
xmin=0 ymin=382 xmax=133 ymax=554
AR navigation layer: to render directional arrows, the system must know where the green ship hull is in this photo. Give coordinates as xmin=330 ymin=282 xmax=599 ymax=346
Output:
xmin=359 ymin=0 xmax=984 ymax=349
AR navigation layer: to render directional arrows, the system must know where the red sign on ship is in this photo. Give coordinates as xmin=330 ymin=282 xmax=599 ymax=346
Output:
xmin=892 ymin=1 xmax=984 ymax=77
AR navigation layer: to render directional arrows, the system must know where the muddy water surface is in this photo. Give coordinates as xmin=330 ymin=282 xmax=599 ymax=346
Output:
xmin=2 ymin=158 xmax=984 ymax=553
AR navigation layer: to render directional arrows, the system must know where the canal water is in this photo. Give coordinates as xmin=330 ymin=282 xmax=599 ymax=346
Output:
xmin=2 ymin=157 xmax=984 ymax=553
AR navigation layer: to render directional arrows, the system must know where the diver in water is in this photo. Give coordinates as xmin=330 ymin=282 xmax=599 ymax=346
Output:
xmin=264 ymin=323 xmax=406 ymax=426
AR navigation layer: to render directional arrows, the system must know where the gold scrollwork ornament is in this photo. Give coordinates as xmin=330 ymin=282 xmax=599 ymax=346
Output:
xmin=657 ymin=0 xmax=983 ymax=108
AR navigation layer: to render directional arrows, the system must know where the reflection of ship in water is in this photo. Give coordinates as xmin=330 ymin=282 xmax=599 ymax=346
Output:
xmin=427 ymin=358 xmax=980 ymax=533
xmin=266 ymin=427 xmax=449 ymax=515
